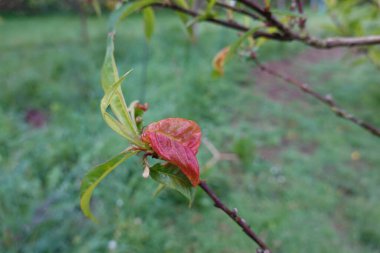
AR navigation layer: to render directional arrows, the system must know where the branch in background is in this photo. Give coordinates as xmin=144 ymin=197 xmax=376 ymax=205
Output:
xmin=215 ymin=1 xmax=261 ymax=20
xmin=202 ymin=138 xmax=238 ymax=172
xmin=294 ymin=0 xmax=306 ymax=29
xmin=153 ymin=3 xmax=286 ymax=41
xmin=294 ymin=0 xmax=304 ymax=14
xmin=152 ymin=1 xmax=380 ymax=138
xmin=236 ymin=0 xmax=380 ymax=48
xmin=303 ymin=35 xmax=380 ymax=48
xmin=199 ymin=180 xmax=271 ymax=253
xmin=235 ymin=0 xmax=267 ymax=16
xmin=252 ymin=56 xmax=380 ymax=138
xmin=156 ymin=1 xmax=380 ymax=49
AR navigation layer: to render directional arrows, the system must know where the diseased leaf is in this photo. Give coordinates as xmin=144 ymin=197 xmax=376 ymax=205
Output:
xmin=141 ymin=118 xmax=202 ymax=186
xmin=143 ymin=7 xmax=155 ymax=41
xmin=80 ymin=148 xmax=139 ymax=222
xmin=144 ymin=131 xmax=200 ymax=186
xmin=142 ymin=118 xmax=201 ymax=154
xmin=213 ymin=26 xmax=260 ymax=75
xmin=150 ymin=163 xmax=194 ymax=203
xmin=212 ymin=46 xmax=230 ymax=75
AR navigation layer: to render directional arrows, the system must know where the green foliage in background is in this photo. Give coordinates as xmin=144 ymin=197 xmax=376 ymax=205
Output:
xmin=0 ymin=10 xmax=379 ymax=253
xmin=325 ymin=0 xmax=380 ymax=66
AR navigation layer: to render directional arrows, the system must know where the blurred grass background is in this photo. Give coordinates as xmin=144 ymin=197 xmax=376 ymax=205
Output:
xmin=0 ymin=9 xmax=380 ymax=253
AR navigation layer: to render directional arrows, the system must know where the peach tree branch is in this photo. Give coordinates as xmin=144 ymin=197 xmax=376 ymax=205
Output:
xmin=252 ymin=56 xmax=380 ymax=138
xmin=199 ymin=180 xmax=271 ymax=253
xmin=154 ymin=1 xmax=380 ymax=49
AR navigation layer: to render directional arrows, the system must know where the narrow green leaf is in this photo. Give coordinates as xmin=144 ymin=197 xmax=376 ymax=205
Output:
xmin=173 ymin=0 xmax=189 ymax=8
xmin=186 ymin=14 xmax=210 ymax=28
xmin=150 ymin=163 xmax=194 ymax=204
xmin=264 ymin=0 xmax=271 ymax=10
xmin=100 ymin=70 xmax=145 ymax=146
xmin=108 ymin=1 xmax=161 ymax=33
xmin=228 ymin=26 xmax=261 ymax=61
xmin=172 ymin=0 xmax=195 ymax=39
xmin=185 ymin=0 xmax=217 ymax=28
xmin=143 ymin=7 xmax=155 ymax=41
xmin=80 ymin=148 xmax=139 ymax=222
xmin=153 ymin=183 xmax=166 ymax=197
xmin=101 ymin=33 xmax=141 ymax=144
xmin=91 ymin=0 xmax=102 ymax=16
xmin=119 ymin=0 xmax=162 ymax=21
xmin=128 ymin=100 xmax=147 ymax=132
xmin=206 ymin=0 xmax=217 ymax=13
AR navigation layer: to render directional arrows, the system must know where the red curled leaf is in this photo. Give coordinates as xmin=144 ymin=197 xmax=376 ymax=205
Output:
xmin=142 ymin=118 xmax=201 ymax=154
xmin=141 ymin=118 xmax=202 ymax=186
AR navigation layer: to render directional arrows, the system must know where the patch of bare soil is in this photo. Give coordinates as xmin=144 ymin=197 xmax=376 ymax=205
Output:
xmin=254 ymin=48 xmax=345 ymax=160
xmin=258 ymin=134 xmax=319 ymax=162
xmin=252 ymin=48 xmax=345 ymax=104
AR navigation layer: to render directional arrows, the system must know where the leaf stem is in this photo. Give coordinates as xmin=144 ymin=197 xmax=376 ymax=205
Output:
xmin=198 ymin=180 xmax=271 ymax=253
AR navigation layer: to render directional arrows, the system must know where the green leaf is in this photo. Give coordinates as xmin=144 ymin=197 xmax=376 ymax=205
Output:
xmin=80 ymin=148 xmax=139 ymax=222
xmin=206 ymin=0 xmax=217 ymax=12
xmin=150 ymin=163 xmax=195 ymax=204
xmin=101 ymin=33 xmax=143 ymax=146
xmin=185 ymin=0 xmax=217 ymax=28
xmin=172 ymin=0 xmax=195 ymax=39
xmin=173 ymin=0 xmax=189 ymax=8
xmin=100 ymin=71 xmax=134 ymax=139
xmin=91 ymin=0 xmax=101 ymax=16
xmin=153 ymin=183 xmax=166 ymax=197
xmin=143 ymin=7 xmax=155 ymax=41
xmin=186 ymin=14 xmax=208 ymax=27
xmin=264 ymin=0 xmax=271 ymax=10
xmin=212 ymin=26 xmax=260 ymax=76
xmin=128 ymin=101 xmax=148 ymax=132
xmin=228 ymin=26 xmax=261 ymax=61
xmin=108 ymin=0 xmax=161 ymax=33
xmin=119 ymin=0 xmax=162 ymax=21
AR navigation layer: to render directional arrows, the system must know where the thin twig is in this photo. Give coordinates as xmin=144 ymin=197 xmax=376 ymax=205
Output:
xmin=294 ymin=0 xmax=306 ymax=29
xmin=295 ymin=0 xmax=304 ymax=14
xmin=236 ymin=0 xmax=380 ymax=48
xmin=202 ymin=138 xmax=238 ymax=172
xmin=302 ymin=35 xmax=380 ymax=48
xmin=153 ymin=3 xmax=289 ymax=41
xmin=199 ymin=180 xmax=271 ymax=253
xmin=215 ymin=1 xmax=261 ymax=20
xmin=236 ymin=0 xmax=266 ymax=16
xmin=155 ymin=1 xmax=380 ymax=49
xmin=253 ymin=57 xmax=380 ymax=138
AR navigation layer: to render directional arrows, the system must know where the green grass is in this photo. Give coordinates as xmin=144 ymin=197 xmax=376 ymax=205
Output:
xmin=0 ymin=12 xmax=379 ymax=253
